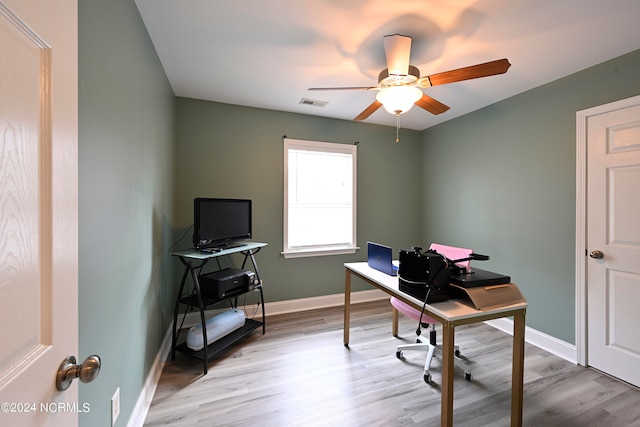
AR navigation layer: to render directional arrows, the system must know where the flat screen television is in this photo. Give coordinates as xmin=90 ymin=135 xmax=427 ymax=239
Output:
xmin=193 ymin=198 xmax=252 ymax=250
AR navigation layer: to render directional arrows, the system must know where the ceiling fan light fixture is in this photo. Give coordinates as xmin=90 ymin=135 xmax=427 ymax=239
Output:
xmin=376 ymin=86 xmax=423 ymax=115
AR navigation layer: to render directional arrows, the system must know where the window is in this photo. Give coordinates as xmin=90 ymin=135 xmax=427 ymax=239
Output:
xmin=283 ymin=138 xmax=357 ymax=258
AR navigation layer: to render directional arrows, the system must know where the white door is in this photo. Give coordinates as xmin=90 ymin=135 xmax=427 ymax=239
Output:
xmin=585 ymin=96 xmax=640 ymax=388
xmin=0 ymin=0 xmax=80 ymax=425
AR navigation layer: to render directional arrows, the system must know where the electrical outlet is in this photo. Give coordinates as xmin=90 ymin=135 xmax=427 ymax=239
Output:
xmin=111 ymin=387 xmax=120 ymax=426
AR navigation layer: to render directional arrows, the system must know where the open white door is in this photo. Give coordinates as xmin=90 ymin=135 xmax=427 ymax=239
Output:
xmin=580 ymin=95 xmax=640 ymax=388
xmin=0 ymin=0 xmax=82 ymax=425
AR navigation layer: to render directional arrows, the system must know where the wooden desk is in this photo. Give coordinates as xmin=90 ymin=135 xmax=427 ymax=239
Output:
xmin=344 ymin=262 xmax=527 ymax=427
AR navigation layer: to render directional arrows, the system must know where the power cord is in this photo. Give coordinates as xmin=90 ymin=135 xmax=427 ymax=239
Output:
xmin=416 ymin=287 xmax=432 ymax=337
xmin=168 ymin=224 xmax=194 ymax=252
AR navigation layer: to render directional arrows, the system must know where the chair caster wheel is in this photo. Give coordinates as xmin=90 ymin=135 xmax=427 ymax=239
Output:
xmin=396 ymin=351 xmax=403 ymax=359
xmin=464 ymin=372 xmax=472 ymax=381
xmin=424 ymin=373 xmax=432 ymax=383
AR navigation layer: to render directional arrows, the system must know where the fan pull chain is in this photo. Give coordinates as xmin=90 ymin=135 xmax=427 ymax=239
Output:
xmin=395 ymin=112 xmax=400 ymax=143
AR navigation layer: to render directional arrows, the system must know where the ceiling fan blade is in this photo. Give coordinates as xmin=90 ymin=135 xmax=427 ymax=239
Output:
xmin=308 ymin=86 xmax=376 ymax=91
xmin=384 ymin=34 xmax=412 ymax=76
xmin=426 ymin=58 xmax=511 ymax=86
xmin=415 ymin=94 xmax=450 ymax=115
xmin=354 ymin=100 xmax=382 ymax=121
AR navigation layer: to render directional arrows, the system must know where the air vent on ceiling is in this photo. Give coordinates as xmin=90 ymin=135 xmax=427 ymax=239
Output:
xmin=299 ymin=98 xmax=328 ymax=107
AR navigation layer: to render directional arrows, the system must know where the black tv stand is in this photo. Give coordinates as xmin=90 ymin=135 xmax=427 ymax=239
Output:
xmin=170 ymin=242 xmax=267 ymax=374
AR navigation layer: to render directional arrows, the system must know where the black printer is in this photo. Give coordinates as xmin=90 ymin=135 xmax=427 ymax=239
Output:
xmin=198 ymin=268 xmax=256 ymax=299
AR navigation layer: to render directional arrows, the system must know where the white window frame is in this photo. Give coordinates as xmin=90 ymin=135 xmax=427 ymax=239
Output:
xmin=282 ymin=138 xmax=358 ymax=258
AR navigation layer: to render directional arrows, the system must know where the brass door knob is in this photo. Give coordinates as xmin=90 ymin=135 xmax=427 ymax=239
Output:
xmin=589 ymin=250 xmax=604 ymax=259
xmin=56 ymin=355 xmax=101 ymax=391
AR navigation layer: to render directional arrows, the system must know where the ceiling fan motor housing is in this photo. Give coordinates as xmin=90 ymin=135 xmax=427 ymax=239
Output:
xmin=378 ymin=65 xmax=420 ymax=87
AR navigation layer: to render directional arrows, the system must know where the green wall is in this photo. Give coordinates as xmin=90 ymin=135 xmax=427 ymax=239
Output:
xmin=421 ymin=49 xmax=640 ymax=344
xmin=76 ymin=0 xmax=640 ymax=423
xmin=78 ymin=0 xmax=176 ymax=425
xmin=174 ymin=98 xmax=424 ymax=301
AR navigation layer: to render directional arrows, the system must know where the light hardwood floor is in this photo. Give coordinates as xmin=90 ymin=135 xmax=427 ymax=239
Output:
xmin=144 ymin=300 xmax=640 ymax=426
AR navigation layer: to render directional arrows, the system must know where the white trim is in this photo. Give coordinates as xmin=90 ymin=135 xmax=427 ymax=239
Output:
xmin=282 ymin=246 xmax=359 ymax=259
xmin=575 ymin=94 xmax=640 ymax=367
xmin=128 ymin=289 xmax=388 ymax=425
xmin=180 ymin=288 xmax=388 ymax=328
xmin=283 ymin=138 xmax=357 ymax=257
xmin=252 ymin=288 xmax=386 ymax=316
xmin=485 ymin=318 xmax=577 ymax=364
xmin=132 ymin=289 xmax=580 ymax=425
xmin=176 ymin=289 xmax=578 ymax=362
xmin=575 ymin=106 xmax=588 ymax=366
xmin=126 ymin=325 xmax=173 ymax=427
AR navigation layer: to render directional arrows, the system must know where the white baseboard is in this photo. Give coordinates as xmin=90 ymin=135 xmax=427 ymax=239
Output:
xmin=180 ymin=288 xmax=388 ymax=328
xmin=484 ymin=318 xmax=577 ymax=364
xmin=131 ymin=289 xmax=577 ymax=425
xmin=126 ymin=325 xmax=173 ymax=427
xmin=126 ymin=289 xmax=387 ymax=426
xmin=258 ymin=288 xmax=388 ymax=316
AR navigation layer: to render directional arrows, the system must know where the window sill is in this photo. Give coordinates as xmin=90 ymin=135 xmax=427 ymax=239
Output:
xmin=282 ymin=246 xmax=359 ymax=259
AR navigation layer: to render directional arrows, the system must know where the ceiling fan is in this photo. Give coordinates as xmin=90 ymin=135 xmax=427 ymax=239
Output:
xmin=309 ymin=34 xmax=511 ymax=122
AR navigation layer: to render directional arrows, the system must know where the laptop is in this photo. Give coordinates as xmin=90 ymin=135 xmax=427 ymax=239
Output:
xmin=367 ymin=242 xmax=398 ymax=276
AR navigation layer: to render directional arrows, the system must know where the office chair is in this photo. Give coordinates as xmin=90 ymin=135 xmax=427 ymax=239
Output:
xmin=391 ymin=296 xmax=472 ymax=383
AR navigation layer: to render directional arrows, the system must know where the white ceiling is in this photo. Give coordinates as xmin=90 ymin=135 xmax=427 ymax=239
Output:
xmin=134 ymin=0 xmax=640 ymax=131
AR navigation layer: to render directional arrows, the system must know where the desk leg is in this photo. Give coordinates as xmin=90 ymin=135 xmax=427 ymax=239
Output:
xmin=441 ymin=320 xmax=455 ymax=427
xmin=343 ymin=269 xmax=351 ymax=347
xmin=511 ymin=310 xmax=526 ymax=427
xmin=392 ymin=307 xmax=399 ymax=337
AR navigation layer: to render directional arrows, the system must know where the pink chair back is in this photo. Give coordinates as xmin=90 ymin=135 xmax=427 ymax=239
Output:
xmin=429 ymin=243 xmax=473 ymax=272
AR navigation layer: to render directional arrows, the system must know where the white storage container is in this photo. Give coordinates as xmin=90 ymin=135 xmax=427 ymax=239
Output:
xmin=186 ymin=309 xmax=246 ymax=351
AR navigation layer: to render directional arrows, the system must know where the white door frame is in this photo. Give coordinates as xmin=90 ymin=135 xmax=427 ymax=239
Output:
xmin=575 ymin=94 xmax=640 ymax=367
